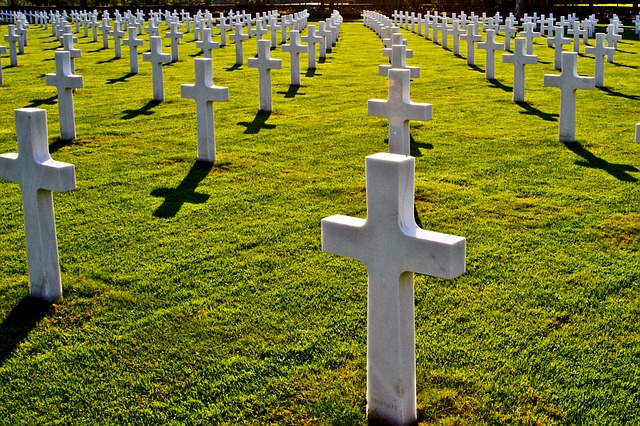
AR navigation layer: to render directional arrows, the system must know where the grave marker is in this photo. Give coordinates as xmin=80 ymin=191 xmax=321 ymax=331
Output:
xmin=196 ymin=27 xmax=220 ymax=59
xmin=229 ymin=23 xmax=249 ymax=66
xmin=165 ymin=21 xmax=184 ymax=63
xmin=282 ymin=30 xmax=307 ymax=85
xmin=0 ymin=108 xmax=76 ymax=301
xmin=4 ymin=25 xmax=20 ymax=66
xmin=502 ymin=37 xmax=538 ymax=102
xmin=123 ymin=26 xmax=144 ymax=74
xmin=547 ymin=26 xmax=571 ymax=70
xmin=461 ymin=23 xmax=482 ymax=66
xmin=584 ymin=33 xmax=614 ymax=87
xmin=322 ymin=153 xmax=466 ymax=426
xmin=247 ymin=39 xmax=282 ymax=112
xmin=142 ymin=36 xmax=171 ymax=101
xmin=477 ymin=29 xmax=504 ymax=79
xmin=45 ymin=51 xmax=83 ymax=141
xmin=301 ymin=24 xmax=322 ymax=69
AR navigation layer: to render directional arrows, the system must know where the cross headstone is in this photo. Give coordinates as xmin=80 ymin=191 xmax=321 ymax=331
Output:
xmin=519 ymin=21 xmax=540 ymax=55
xmin=544 ymin=52 xmax=595 ymax=142
xmin=4 ymin=25 xmax=20 ymax=66
xmin=45 ymin=50 xmax=83 ymax=140
xmin=165 ymin=21 xmax=183 ymax=63
xmin=142 ymin=36 xmax=171 ymax=101
xmin=461 ymin=23 xmax=482 ymax=66
xmin=301 ymin=24 xmax=322 ymax=69
xmin=502 ymin=37 xmax=538 ymax=102
xmin=195 ymin=27 xmax=220 ymax=59
xmin=229 ymin=23 xmax=249 ymax=66
xmin=477 ymin=29 xmax=504 ymax=79
xmin=584 ymin=33 xmax=614 ymax=87
xmin=181 ymin=58 xmax=229 ymax=162
xmin=60 ymin=32 xmax=81 ymax=74
xmin=604 ymin=24 xmax=621 ymax=63
xmin=99 ymin=18 xmax=111 ymax=49
xmin=322 ymin=153 xmax=466 ymax=426
xmin=368 ymin=68 xmax=432 ymax=155
xmin=111 ymin=21 xmax=126 ymax=59
xmin=123 ymin=26 xmax=144 ymax=74
xmin=547 ymin=26 xmax=571 ymax=70
xmin=0 ymin=108 xmax=76 ymax=301
xmin=247 ymin=39 xmax=282 ymax=112
xmin=317 ymin=21 xmax=333 ymax=59
xmin=282 ymin=30 xmax=307 ymax=85
xmin=379 ymin=43 xmax=420 ymax=78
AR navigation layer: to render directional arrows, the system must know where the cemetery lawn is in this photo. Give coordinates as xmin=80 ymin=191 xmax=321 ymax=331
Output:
xmin=1 ymin=19 xmax=639 ymax=425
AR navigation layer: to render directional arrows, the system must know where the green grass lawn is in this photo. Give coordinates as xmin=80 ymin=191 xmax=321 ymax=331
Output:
xmin=0 ymin=17 xmax=639 ymax=425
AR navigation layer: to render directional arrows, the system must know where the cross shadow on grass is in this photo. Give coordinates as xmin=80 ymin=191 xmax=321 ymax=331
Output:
xmin=106 ymin=72 xmax=136 ymax=85
xmin=597 ymin=86 xmax=640 ymax=101
xmin=151 ymin=161 xmax=213 ymax=218
xmin=488 ymin=78 xmax=512 ymax=93
xmin=564 ymin=142 xmax=638 ymax=182
xmin=25 ymin=94 xmax=57 ymax=108
xmin=0 ymin=296 xmax=53 ymax=367
xmin=516 ymin=101 xmax=558 ymax=122
xmin=49 ymin=137 xmax=77 ymax=153
xmin=225 ymin=63 xmax=242 ymax=71
xmin=468 ymin=64 xmax=484 ymax=73
xmin=277 ymin=84 xmax=305 ymax=98
xmin=96 ymin=56 xmax=120 ymax=64
xmin=305 ymin=68 xmax=321 ymax=77
xmin=238 ymin=110 xmax=276 ymax=134
xmin=121 ymin=99 xmax=161 ymax=120
xmin=611 ymin=61 xmax=639 ymax=69
xmin=87 ymin=47 xmax=108 ymax=53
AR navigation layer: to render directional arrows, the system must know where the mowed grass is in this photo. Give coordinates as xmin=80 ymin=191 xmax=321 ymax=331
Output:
xmin=0 ymin=17 xmax=639 ymax=424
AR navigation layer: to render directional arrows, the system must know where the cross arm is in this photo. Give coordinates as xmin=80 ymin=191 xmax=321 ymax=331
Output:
xmin=0 ymin=153 xmax=20 ymax=182
xmin=39 ymin=159 xmax=76 ymax=192
xmin=322 ymin=215 xmax=367 ymax=263
xmin=403 ymin=228 xmax=466 ymax=279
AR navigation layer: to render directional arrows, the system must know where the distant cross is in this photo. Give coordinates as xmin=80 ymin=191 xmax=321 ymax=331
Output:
xmin=519 ymin=22 xmax=540 ymax=55
xmin=584 ymin=33 xmax=614 ymax=87
xmin=99 ymin=18 xmax=111 ymax=49
xmin=546 ymin=26 xmax=571 ymax=70
xmin=477 ymin=29 xmax=504 ymax=79
xmin=142 ymin=36 xmax=171 ymax=101
xmin=123 ymin=26 xmax=144 ymax=74
xmin=604 ymin=24 xmax=621 ymax=62
xmin=196 ymin=27 xmax=219 ymax=59
xmin=322 ymin=153 xmax=466 ymax=426
xmin=544 ymin=52 xmax=595 ymax=142
xmin=4 ymin=25 xmax=20 ymax=66
xmin=46 ymin=51 xmax=83 ymax=141
xmin=254 ymin=18 xmax=268 ymax=44
xmin=502 ymin=37 xmax=538 ymax=102
xmin=0 ymin=45 xmax=6 ymax=84
xmin=441 ymin=20 xmax=451 ymax=49
xmin=461 ymin=23 xmax=482 ymax=66
xmin=301 ymin=24 xmax=322 ymax=69
xmin=368 ymin=68 xmax=432 ymax=155
xmin=247 ymin=39 xmax=282 ymax=112
xmin=383 ymin=33 xmax=412 ymax=58
xmin=282 ymin=30 xmax=307 ymax=85
xmin=567 ymin=21 xmax=587 ymax=53
xmin=379 ymin=43 xmax=420 ymax=78
xmin=229 ymin=23 xmax=249 ymax=66
xmin=112 ymin=21 xmax=126 ymax=59
xmin=89 ymin=16 xmax=100 ymax=42
xmin=267 ymin=17 xmax=279 ymax=49
xmin=317 ymin=21 xmax=333 ymax=59
xmin=450 ymin=19 xmax=464 ymax=55
xmin=502 ymin=17 xmax=517 ymax=51
xmin=181 ymin=58 xmax=229 ymax=162
xmin=60 ymin=32 xmax=81 ymax=74
xmin=165 ymin=21 xmax=183 ymax=62
xmin=0 ymin=108 xmax=76 ymax=301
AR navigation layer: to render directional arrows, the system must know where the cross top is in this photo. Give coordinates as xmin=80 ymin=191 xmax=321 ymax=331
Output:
xmin=229 ymin=23 xmax=249 ymax=42
xmin=502 ymin=37 xmax=538 ymax=67
xmin=61 ymin=32 xmax=81 ymax=58
xmin=143 ymin=36 xmax=171 ymax=65
xmin=124 ymin=26 xmax=143 ymax=48
xmin=368 ymin=68 xmax=432 ymax=155
xmin=379 ymin=43 xmax=420 ymax=78
xmin=248 ymin=39 xmax=282 ymax=73
xmin=196 ymin=27 xmax=220 ymax=58
xmin=46 ymin=50 xmax=83 ymax=91
xmin=181 ymin=58 xmax=229 ymax=105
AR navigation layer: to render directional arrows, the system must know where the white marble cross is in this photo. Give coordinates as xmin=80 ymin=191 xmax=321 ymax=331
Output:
xmin=547 ymin=26 xmax=571 ymax=70
xmin=46 ymin=50 xmax=83 ymax=141
xmin=112 ymin=21 xmax=126 ymax=59
xmin=247 ymin=39 xmax=282 ymax=112
xmin=317 ymin=21 xmax=333 ymax=59
xmin=165 ymin=21 xmax=184 ymax=63
xmin=567 ymin=22 xmax=587 ymax=53
xmin=519 ymin=22 xmax=540 ymax=54
xmin=217 ymin=16 xmax=231 ymax=47
xmin=196 ymin=27 xmax=220 ymax=59
xmin=544 ymin=52 xmax=595 ymax=142
xmin=301 ymin=24 xmax=322 ymax=69
xmin=142 ymin=36 xmax=171 ymax=101
xmin=0 ymin=45 xmax=6 ymax=84
xmin=99 ymin=18 xmax=111 ymax=49
xmin=282 ymin=30 xmax=307 ymax=85
xmin=379 ymin=43 xmax=420 ymax=78
xmin=502 ymin=37 xmax=538 ymax=102
xmin=229 ymin=23 xmax=249 ymax=66
xmin=4 ymin=24 xmax=20 ymax=66
xmin=368 ymin=68 xmax=432 ymax=155
xmin=604 ymin=24 xmax=621 ymax=63
xmin=477 ymin=29 xmax=504 ymax=79
xmin=123 ymin=26 xmax=143 ymax=74
xmin=461 ymin=23 xmax=482 ymax=66
xmin=450 ymin=18 xmax=464 ymax=55
xmin=0 ymin=108 xmax=76 ymax=301
xmin=60 ymin=32 xmax=81 ymax=74
xmin=181 ymin=58 xmax=229 ymax=162
xmin=322 ymin=153 xmax=466 ymax=426
xmin=584 ymin=33 xmax=614 ymax=87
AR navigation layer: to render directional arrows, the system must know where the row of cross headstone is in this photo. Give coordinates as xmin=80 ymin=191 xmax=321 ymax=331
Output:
xmin=364 ymin=9 xmax=632 ymax=143
xmin=326 ymin=11 xmax=468 ymax=426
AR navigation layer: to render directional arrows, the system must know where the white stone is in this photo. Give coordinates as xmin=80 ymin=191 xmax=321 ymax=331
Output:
xmin=99 ymin=18 xmax=111 ymax=49
xmin=502 ymin=37 xmax=538 ymax=102
xmin=379 ymin=43 xmax=419 ymax=78
xmin=229 ymin=23 xmax=249 ymax=66
xmin=317 ymin=21 xmax=333 ymax=59
xmin=247 ymin=39 xmax=282 ymax=112
xmin=196 ymin=27 xmax=220 ymax=59
xmin=112 ymin=21 xmax=126 ymax=59
xmin=519 ymin=22 xmax=540 ymax=55
xmin=322 ymin=153 xmax=466 ymax=426
xmin=547 ymin=26 xmax=571 ymax=70
xmin=165 ymin=21 xmax=183 ymax=63
xmin=301 ymin=24 xmax=322 ymax=69
xmin=60 ymin=32 xmax=81 ymax=74
xmin=461 ymin=23 xmax=482 ymax=66
xmin=636 ymin=123 xmax=640 ymax=143
xmin=282 ymin=30 xmax=307 ymax=85
xmin=544 ymin=52 xmax=595 ymax=142
xmin=0 ymin=45 xmax=5 ymax=84
xmin=584 ymin=33 xmax=614 ymax=87
xmin=181 ymin=58 xmax=229 ymax=162
xmin=0 ymin=108 xmax=76 ymax=301
xmin=477 ymin=29 xmax=504 ymax=79
xmin=45 ymin=50 xmax=83 ymax=141
xmin=123 ymin=26 xmax=143 ymax=74
xmin=368 ymin=69 xmax=431 ymax=155
xmin=142 ymin=36 xmax=171 ymax=101
xmin=4 ymin=24 xmax=20 ymax=66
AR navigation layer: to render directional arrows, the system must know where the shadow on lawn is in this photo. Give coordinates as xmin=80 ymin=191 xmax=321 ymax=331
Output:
xmin=237 ymin=110 xmax=276 ymax=134
xmin=24 ymin=95 xmax=57 ymax=108
xmin=0 ymin=296 xmax=53 ymax=367
xmin=121 ymin=99 xmax=161 ymax=120
xmin=516 ymin=101 xmax=558 ymax=122
xmin=277 ymin=84 xmax=305 ymax=98
xmin=106 ymin=72 xmax=136 ymax=85
xmin=151 ymin=161 xmax=213 ymax=218
xmin=564 ymin=142 xmax=639 ymax=182
xmin=488 ymin=78 xmax=512 ymax=93
xmin=598 ymin=86 xmax=640 ymax=101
